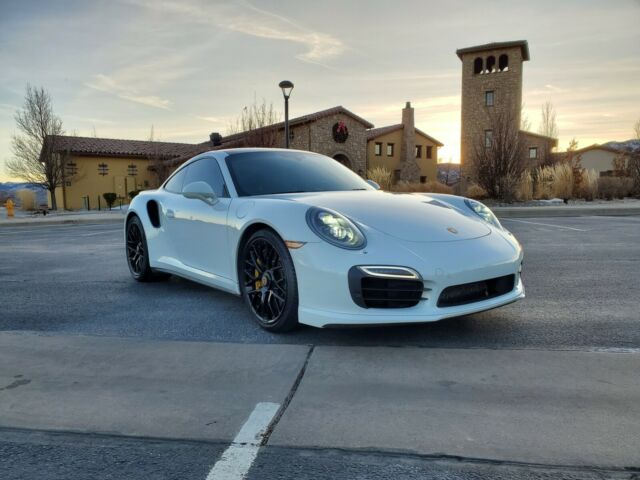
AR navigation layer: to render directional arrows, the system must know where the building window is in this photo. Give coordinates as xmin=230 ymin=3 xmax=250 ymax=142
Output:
xmin=65 ymin=161 xmax=78 ymax=176
xmin=393 ymin=169 xmax=401 ymax=184
xmin=374 ymin=142 xmax=382 ymax=156
xmin=415 ymin=145 xmax=422 ymax=158
xmin=484 ymin=130 xmax=493 ymax=148
xmin=386 ymin=143 xmax=394 ymax=156
xmin=529 ymin=147 xmax=538 ymax=159
xmin=473 ymin=57 xmax=483 ymax=75
xmin=98 ymin=163 xmax=109 ymax=176
xmin=486 ymin=55 xmax=496 ymax=73
xmin=485 ymin=90 xmax=494 ymax=107
xmin=127 ymin=164 xmax=138 ymax=176
xmin=426 ymin=146 xmax=433 ymax=159
xmin=499 ymin=54 xmax=509 ymax=71
xmin=420 ymin=176 xmax=427 ymax=183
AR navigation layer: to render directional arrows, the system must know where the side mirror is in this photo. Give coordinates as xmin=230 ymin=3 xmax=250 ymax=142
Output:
xmin=366 ymin=179 xmax=381 ymax=190
xmin=182 ymin=181 xmax=218 ymax=205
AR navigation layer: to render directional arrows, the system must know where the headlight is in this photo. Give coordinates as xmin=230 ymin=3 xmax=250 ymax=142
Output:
xmin=306 ymin=207 xmax=366 ymax=250
xmin=464 ymin=199 xmax=502 ymax=229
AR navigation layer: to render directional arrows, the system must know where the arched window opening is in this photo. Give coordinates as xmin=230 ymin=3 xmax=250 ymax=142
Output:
xmin=473 ymin=57 xmax=483 ymax=75
xmin=486 ymin=56 xmax=496 ymax=73
xmin=499 ymin=54 xmax=509 ymax=71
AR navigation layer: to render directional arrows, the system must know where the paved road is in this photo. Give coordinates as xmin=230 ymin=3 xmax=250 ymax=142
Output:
xmin=1 ymin=216 xmax=639 ymax=349
xmin=1 ymin=216 xmax=639 ymax=479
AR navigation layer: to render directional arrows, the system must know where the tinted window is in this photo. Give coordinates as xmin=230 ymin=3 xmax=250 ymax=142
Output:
xmin=225 ymin=151 xmax=372 ymax=197
xmin=164 ymin=168 xmax=186 ymax=193
xmin=182 ymin=158 xmax=227 ymax=197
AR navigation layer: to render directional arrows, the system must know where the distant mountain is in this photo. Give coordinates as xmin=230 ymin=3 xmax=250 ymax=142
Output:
xmin=0 ymin=182 xmax=48 ymax=205
xmin=602 ymin=139 xmax=640 ymax=154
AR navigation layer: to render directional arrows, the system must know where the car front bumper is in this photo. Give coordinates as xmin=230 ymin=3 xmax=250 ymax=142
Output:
xmin=290 ymin=230 xmax=524 ymax=328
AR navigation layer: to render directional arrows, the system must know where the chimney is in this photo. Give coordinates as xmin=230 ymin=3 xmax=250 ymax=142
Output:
xmin=210 ymin=132 xmax=222 ymax=146
xmin=399 ymin=101 xmax=420 ymax=182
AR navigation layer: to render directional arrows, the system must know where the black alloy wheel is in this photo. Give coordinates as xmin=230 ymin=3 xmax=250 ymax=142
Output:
xmin=126 ymin=215 xmax=166 ymax=282
xmin=240 ymin=229 xmax=299 ymax=331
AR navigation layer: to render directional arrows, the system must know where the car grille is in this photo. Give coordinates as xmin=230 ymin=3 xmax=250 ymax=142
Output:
xmin=345 ymin=268 xmax=424 ymax=309
xmin=437 ymin=274 xmax=515 ymax=308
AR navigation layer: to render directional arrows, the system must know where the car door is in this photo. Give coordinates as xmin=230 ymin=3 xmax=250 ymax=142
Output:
xmin=156 ymin=166 xmax=188 ymax=267
xmin=176 ymin=157 xmax=232 ymax=279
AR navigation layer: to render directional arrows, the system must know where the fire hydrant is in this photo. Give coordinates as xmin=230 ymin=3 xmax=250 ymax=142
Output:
xmin=5 ymin=199 xmax=15 ymax=218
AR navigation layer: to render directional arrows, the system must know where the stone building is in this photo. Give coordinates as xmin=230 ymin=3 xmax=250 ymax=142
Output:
xmin=457 ymin=40 xmax=557 ymax=184
xmin=366 ymin=102 xmax=442 ymax=184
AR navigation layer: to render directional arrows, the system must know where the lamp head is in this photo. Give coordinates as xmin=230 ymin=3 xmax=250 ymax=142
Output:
xmin=278 ymin=80 xmax=294 ymax=99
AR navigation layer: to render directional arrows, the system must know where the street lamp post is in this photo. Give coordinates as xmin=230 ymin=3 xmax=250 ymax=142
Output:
xmin=279 ymin=80 xmax=294 ymax=148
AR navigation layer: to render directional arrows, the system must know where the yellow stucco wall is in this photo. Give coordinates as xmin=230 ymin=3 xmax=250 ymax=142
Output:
xmin=50 ymin=155 xmax=157 ymax=210
xmin=367 ymin=130 xmax=438 ymax=183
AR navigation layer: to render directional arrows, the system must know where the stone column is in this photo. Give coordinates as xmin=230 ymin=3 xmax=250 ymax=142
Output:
xmin=399 ymin=101 xmax=420 ymax=182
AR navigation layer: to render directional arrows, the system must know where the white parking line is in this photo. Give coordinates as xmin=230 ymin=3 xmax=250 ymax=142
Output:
xmin=206 ymin=402 xmax=280 ymax=480
xmin=501 ymin=218 xmax=588 ymax=232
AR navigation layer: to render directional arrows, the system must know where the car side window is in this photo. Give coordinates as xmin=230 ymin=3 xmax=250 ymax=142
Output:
xmin=182 ymin=158 xmax=228 ymax=198
xmin=164 ymin=168 xmax=187 ymax=193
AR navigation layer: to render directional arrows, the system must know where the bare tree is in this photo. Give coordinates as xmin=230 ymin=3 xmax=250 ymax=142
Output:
xmin=146 ymin=125 xmax=171 ymax=187
xmin=5 ymin=85 xmax=66 ymax=210
xmin=227 ymin=98 xmax=280 ymax=147
xmin=539 ymin=101 xmax=558 ymax=139
xmin=472 ymin=107 xmax=525 ymax=200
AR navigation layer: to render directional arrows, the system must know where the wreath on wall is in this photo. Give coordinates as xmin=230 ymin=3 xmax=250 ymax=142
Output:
xmin=332 ymin=121 xmax=349 ymax=143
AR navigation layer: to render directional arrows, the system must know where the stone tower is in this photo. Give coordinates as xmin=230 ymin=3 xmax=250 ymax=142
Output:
xmin=399 ymin=101 xmax=421 ymax=182
xmin=457 ymin=40 xmax=530 ymax=183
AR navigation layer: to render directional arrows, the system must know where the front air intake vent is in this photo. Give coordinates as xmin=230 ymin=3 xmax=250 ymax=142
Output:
xmin=437 ymin=274 xmax=515 ymax=308
xmin=348 ymin=266 xmax=425 ymax=309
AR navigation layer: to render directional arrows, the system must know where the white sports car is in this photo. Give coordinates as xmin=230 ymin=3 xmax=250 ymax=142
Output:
xmin=125 ymin=148 xmax=524 ymax=331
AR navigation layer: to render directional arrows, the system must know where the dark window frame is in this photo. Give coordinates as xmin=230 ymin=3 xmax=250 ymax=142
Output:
xmin=386 ymin=143 xmax=395 ymax=157
xmin=529 ymin=147 xmax=538 ymax=159
xmin=485 ymin=90 xmax=495 ymax=107
xmin=374 ymin=142 xmax=382 ymax=156
xmin=415 ymin=145 xmax=422 ymax=158
xmin=426 ymin=146 xmax=433 ymax=159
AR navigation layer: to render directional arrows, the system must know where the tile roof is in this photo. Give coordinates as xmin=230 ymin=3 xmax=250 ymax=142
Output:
xmin=456 ymin=40 xmax=530 ymax=61
xmin=366 ymin=124 xmax=444 ymax=146
xmin=44 ymin=135 xmax=199 ymax=160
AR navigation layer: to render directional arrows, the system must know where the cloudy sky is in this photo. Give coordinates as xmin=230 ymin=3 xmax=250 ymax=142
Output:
xmin=1 ymin=0 xmax=639 ymax=181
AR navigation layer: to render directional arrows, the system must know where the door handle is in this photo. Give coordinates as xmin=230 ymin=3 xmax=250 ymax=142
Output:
xmin=166 ymin=209 xmax=175 ymax=219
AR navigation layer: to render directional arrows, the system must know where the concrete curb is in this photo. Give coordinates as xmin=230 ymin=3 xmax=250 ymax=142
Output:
xmin=0 ymin=215 xmax=125 ymax=227
xmin=494 ymin=206 xmax=640 ymax=218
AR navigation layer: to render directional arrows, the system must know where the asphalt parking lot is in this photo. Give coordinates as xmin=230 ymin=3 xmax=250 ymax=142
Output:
xmin=1 ymin=215 xmax=639 ymax=479
xmin=0 ymin=215 xmax=638 ymax=349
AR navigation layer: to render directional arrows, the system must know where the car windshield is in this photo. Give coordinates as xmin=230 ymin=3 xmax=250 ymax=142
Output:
xmin=225 ymin=150 xmax=373 ymax=196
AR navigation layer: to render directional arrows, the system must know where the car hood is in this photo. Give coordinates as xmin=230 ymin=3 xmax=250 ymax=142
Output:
xmin=270 ymin=191 xmax=491 ymax=242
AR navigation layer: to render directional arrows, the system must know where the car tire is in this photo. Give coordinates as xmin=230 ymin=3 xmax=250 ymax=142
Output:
xmin=239 ymin=229 xmax=299 ymax=332
xmin=125 ymin=215 xmax=169 ymax=282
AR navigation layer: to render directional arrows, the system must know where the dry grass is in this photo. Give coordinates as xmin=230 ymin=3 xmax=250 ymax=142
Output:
xmin=367 ymin=166 xmax=392 ymax=191
xmin=515 ymin=171 xmax=533 ymax=202
xmin=597 ymin=176 xmax=634 ymax=199
xmin=466 ymin=183 xmax=489 ymax=200
xmin=533 ymin=166 xmax=554 ymax=199
xmin=391 ymin=181 xmax=454 ymax=194
xmin=576 ymin=169 xmax=599 ymax=200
